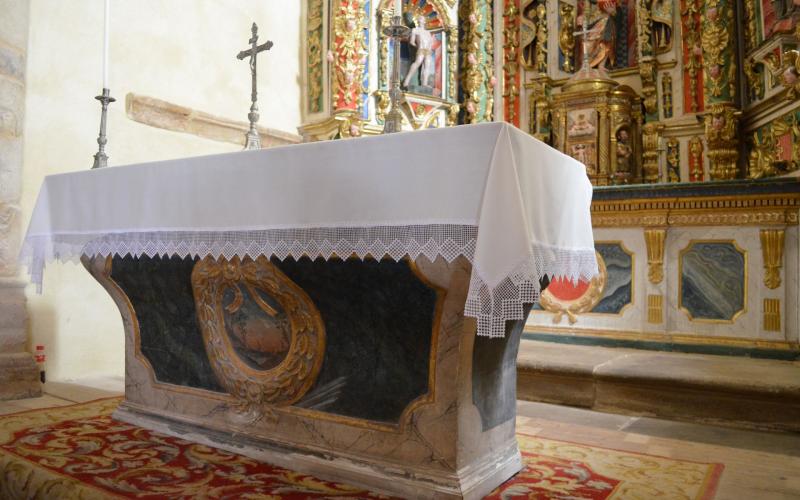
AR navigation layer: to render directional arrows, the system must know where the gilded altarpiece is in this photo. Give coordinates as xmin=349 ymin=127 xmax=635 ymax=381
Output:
xmin=501 ymin=0 xmax=800 ymax=356
xmin=301 ymin=0 xmax=503 ymax=139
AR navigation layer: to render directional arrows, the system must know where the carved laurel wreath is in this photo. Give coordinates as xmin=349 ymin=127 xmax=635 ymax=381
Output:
xmin=539 ymin=251 xmax=607 ymax=324
xmin=191 ymin=256 xmax=325 ymax=409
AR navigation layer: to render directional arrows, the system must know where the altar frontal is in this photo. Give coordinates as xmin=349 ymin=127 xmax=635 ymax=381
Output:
xmin=21 ymin=123 xmax=596 ymax=498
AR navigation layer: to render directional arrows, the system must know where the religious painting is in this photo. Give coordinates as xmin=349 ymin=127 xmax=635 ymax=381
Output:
xmin=222 ymin=284 xmax=291 ymax=371
xmin=575 ymin=0 xmax=637 ymax=70
xmin=679 ymin=241 xmax=746 ymax=322
xmin=570 ymin=142 xmax=598 ymax=174
xmin=567 ymin=108 xmax=597 ymax=138
xmin=566 ymin=109 xmax=598 ymax=174
xmin=591 ymin=243 xmax=632 ymax=314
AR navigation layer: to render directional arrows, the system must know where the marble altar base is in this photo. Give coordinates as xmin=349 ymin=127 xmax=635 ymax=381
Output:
xmin=83 ymin=254 xmax=530 ymax=499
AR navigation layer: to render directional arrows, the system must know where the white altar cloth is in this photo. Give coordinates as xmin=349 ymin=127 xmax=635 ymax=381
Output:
xmin=21 ymin=122 xmax=596 ymax=337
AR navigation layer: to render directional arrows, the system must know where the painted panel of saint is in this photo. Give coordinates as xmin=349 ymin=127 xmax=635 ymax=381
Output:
xmin=575 ymin=0 xmax=638 ymax=70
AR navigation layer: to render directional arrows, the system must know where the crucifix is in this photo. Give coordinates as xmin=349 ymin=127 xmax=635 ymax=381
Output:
xmin=237 ymin=23 xmax=273 ymax=150
xmin=574 ymin=0 xmax=593 ymax=73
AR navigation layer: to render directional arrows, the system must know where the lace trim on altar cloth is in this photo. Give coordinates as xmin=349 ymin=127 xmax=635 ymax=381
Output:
xmin=20 ymin=225 xmax=598 ymax=338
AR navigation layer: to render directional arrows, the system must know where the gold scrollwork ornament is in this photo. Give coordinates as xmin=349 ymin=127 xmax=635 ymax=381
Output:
xmin=191 ymin=256 xmax=326 ymax=424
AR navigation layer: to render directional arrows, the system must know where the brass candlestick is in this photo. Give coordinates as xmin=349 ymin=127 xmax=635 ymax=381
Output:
xmin=91 ymin=88 xmax=115 ymax=169
xmin=382 ymin=16 xmax=410 ymax=134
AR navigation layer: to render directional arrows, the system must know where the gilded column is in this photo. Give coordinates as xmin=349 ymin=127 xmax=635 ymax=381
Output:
xmin=460 ymin=0 xmax=495 ymax=123
xmin=0 ymin=0 xmax=40 ymax=400
xmin=502 ymin=0 xmax=520 ymax=126
xmin=701 ymin=0 xmax=739 ymax=179
xmin=642 ymin=122 xmax=663 ymax=183
xmin=598 ymin=103 xmax=610 ymax=184
xmin=306 ymin=0 xmax=325 ymax=115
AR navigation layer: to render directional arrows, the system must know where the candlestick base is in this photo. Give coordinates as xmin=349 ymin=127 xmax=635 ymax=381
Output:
xmin=91 ymin=88 xmax=115 ymax=169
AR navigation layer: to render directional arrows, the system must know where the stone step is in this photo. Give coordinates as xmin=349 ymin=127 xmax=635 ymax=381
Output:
xmin=516 ymin=340 xmax=800 ymax=433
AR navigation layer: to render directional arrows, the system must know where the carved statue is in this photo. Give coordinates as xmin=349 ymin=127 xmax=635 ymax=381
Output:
xmin=775 ymin=49 xmax=800 ymax=99
xmin=520 ymin=0 xmax=547 ymax=71
xmin=650 ymin=0 xmax=673 ymax=52
xmin=520 ymin=1 xmax=537 ymax=68
xmin=558 ymin=3 xmax=576 ymax=72
xmin=577 ymin=0 xmax=618 ymax=69
xmin=615 ymin=129 xmax=633 ymax=178
xmin=403 ymin=15 xmax=435 ymax=89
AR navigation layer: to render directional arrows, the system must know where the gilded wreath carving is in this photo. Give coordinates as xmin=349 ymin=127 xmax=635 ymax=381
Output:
xmin=539 ymin=251 xmax=607 ymax=324
xmin=191 ymin=256 xmax=326 ymax=423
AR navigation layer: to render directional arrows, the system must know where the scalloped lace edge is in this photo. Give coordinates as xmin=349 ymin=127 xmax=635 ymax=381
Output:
xmin=20 ymin=225 xmax=598 ymax=338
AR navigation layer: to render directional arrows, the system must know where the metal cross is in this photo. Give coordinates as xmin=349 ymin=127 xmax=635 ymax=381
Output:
xmin=237 ymin=23 xmax=273 ymax=150
xmin=573 ymin=0 xmax=593 ymax=72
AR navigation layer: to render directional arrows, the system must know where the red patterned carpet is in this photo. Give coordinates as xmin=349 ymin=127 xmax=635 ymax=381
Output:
xmin=0 ymin=398 xmax=722 ymax=499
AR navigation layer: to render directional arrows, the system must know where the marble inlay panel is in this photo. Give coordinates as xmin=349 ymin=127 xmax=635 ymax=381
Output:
xmin=276 ymin=257 xmax=437 ymax=424
xmin=111 ymin=255 xmax=226 ymax=393
xmin=592 ymin=243 xmax=633 ymax=314
xmin=679 ymin=242 xmax=746 ymax=322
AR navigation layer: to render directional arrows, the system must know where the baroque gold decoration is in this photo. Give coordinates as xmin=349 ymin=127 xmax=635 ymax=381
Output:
xmin=307 ymin=0 xmax=325 ymax=114
xmin=700 ymin=0 xmax=733 ymax=100
xmin=647 ymin=294 xmax=664 ymax=324
xmin=191 ymin=256 xmax=326 ymax=423
xmin=775 ymin=50 xmax=800 ymax=100
xmin=689 ymin=136 xmax=704 ymax=181
xmin=704 ymin=103 xmax=739 ymax=180
xmin=743 ymin=0 xmax=757 ymax=54
xmin=540 ymin=251 xmax=607 ymax=324
xmin=331 ymin=0 xmax=368 ymax=112
xmin=743 ymin=58 xmax=764 ymax=103
xmin=637 ymin=0 xmax=654 ymax=57
xmin=764 ymin=299 xmax=781 ymax=332
xmin=662 ymin=74 xmax=673 ymax=118
xmin=642 ymin=122 xmax=663 ymax=183
xmin=639 ymin=59 xmax=658 ymax=116
xmin=503 ymin=0 xmax=521 ymax=125
xmin=591 ymin=191 xmax=800 ymax=228
xmin=526 ymin=76 xmax=552 ymax=142
xmin=644 ymin=228 xmax=666 ymax=284
xmin=666 ymin=137 xmax=680 ymax=182
xmin=681 ymin=0 xmax=703 ymax=112
xmin=460 ymin=0 xmax=494 ymax=123
xmin=760 ymin=229 xmax=785 ymax=289
xmin=749 ymin=112 xmax=800 ymax=179
xmin=558 ymin=3 xmax=576 ymax=72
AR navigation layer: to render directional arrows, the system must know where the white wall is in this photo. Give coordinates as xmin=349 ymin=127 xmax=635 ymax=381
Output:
xmin=21 ymin=0 xmax=302 ymax=380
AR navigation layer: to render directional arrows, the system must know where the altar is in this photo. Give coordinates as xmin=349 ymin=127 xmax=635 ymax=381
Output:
xmin=21 ymin=123 xmax=595 ymax=499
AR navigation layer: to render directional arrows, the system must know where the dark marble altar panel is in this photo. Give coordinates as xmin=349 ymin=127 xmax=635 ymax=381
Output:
xmin=680 ymin=242 xmax=746 ymax=321
xmin=276 ymin=257 xmax=437 ymax=424
xmin=592 ymin=243 xmax=632 ymax=314
xmin=111 ymin=255 xmax=226 ymax=393
xmin=471 ymin=305 xmax=532 ymax=431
